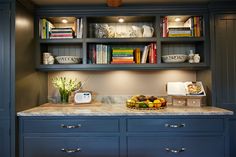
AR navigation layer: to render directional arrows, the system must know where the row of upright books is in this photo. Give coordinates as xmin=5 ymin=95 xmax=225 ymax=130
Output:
xmin=87 ymin=43 xmax=157 ymax=64
xmin=162 ymin=16 xmax=203 ymax=37
xmin=39 ymin=18 xmax=83 ymax=39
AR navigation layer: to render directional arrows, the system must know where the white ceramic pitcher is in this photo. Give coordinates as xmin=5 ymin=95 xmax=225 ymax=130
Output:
xmin=142 ymin=25 xmax=154 ymax=37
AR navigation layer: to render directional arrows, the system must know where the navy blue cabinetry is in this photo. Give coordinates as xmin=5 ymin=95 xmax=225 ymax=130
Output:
xmin=0 ymin=3 xmax=11 ymax=157
xmin=212 ymin=13 xmax=236 ymax=157
xmin=0 ymin=120 xmax=10 ymax=157
xmin=0 ymin=3 xmax=10 ymax=119
xmin=24 ymin=137 xmax=119 ymax=157
xmin=128 ymin=136 xmax=224 ymax=157
xmin=19 ymin=116 xmax=229 ymax=157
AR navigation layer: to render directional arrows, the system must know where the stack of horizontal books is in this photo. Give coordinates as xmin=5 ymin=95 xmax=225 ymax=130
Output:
xmin=168 ymin=27 xmax=192 ymax=37
xmin=111 ymin=48 xmax=134 ymax=64
xmin=50 ymin=28 xmax=74 ymax=39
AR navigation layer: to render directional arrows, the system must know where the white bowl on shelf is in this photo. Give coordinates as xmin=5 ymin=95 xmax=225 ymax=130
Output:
xmin=55 ymin=56 xmax=82 ymax=64
xmin=162 ymin=54 xmax=188 ymax=63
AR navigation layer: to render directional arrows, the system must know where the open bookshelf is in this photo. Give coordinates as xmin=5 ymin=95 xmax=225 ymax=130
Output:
xmin=35 ymin=13 xmax=209 ymax=71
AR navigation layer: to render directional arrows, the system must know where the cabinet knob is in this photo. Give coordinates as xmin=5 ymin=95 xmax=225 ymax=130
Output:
xmin=61 ymin=148 xmax=81 ymax=153
xmin=165 ymin=123 xmax=185 ymax=128
xmin=61 ymin=124 xmax=82 ymax=129
xmin=165 ymin=147 xmax=186 ymax=153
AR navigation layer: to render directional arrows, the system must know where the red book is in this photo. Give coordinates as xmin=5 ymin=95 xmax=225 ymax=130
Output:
xmin=153 ymin=43 xmax=157 ymax=64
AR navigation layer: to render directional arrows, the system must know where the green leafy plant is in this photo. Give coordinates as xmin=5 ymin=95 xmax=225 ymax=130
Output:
xmin=52 ymin=77 xmax=81 ymax=103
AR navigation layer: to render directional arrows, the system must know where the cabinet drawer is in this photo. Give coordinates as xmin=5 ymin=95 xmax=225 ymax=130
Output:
xmin=127 ymin=118 xmax=223 ymax=132
xmin=24 ymin=137 xmax=119 ymax=157
xmin=23 ymin=119 xmax=119 ymax=133
xmin=128 ymin=136 xmax=224 ymax=157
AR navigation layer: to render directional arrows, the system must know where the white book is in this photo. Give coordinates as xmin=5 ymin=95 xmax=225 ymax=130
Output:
xmin=76 ymin=18 xmax=80 ymax=38
xmin=141 ymin=45 xmax=149 ymax=64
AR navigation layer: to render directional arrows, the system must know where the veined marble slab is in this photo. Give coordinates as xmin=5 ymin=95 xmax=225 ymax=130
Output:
xmin=17 ymin=103 xmax=233 ymax=116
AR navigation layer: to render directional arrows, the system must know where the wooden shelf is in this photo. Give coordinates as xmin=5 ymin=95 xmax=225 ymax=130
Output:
xmin=36 ymin=63 xmax=209 ymax=71
xmin=39 ymin=39 xmax=83 ymax=44
xmin=160 ymin=37 xmax=205 ymax=43
xmin=86 ymin=38 xmax=157 ymax=43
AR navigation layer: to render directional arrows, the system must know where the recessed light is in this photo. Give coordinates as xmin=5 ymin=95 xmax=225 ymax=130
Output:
xmin=174 ymin=17 xmax=181 ymax=22
xmin=62 ymin=19 xmax=68 ymax=24
xmin=118 ymin=18 xmax=124 ymax=23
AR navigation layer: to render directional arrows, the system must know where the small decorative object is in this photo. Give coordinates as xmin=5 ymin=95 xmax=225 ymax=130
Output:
xmin=193 ymin=54 xmax=200 ymax=63
xmin=162 ymin=54 xmax=188 ymax=63
xmin=47 ymin=56 xmax=55 ymax=64
xmin=52 ymin=77 xmax=81 ymax=103
xmin=43 ymin=52 xmax=54 ymax=64
xmin=95 ymin=24 xmax=109 ymax=38
xmin=142 ymin=25 xmax=154 ymax=37
xmin=55 ymin=56 xmax=82 ymax=64
xmin=107 ymin=0 xmax=122 ymax=7
xmin=188 ymin=50 xmax=194 ymax=63
xmin=131 ymin=25 xmax=143 ymax=37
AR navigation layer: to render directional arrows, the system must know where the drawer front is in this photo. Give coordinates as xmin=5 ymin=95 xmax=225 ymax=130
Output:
xmin=127 ymin=118 xmax=224 ymax=132
xmin=128 ymin=136 xmax=224 ymax=157
xmin=23 ymin=119 xmax=119 ymax=133
xmin=24 ymin=137 xmax=119 ymax=157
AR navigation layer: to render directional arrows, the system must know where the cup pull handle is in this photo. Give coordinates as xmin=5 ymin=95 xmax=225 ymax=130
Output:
xmin=61 ymin=148 xmax=81 ymax=153
xmin=165 ymin=123 xmax=185 ymax=128
xmin=165 ymin=147 xmax=186 ymax=153
xmin=61 ymin=124 xmax=81 ymax=129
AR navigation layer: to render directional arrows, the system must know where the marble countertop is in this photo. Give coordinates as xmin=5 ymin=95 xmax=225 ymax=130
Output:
xmin=17 ymin=103 xmax=234 ymax=116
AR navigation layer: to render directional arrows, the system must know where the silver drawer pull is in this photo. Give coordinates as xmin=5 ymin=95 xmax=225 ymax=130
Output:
xmin=61 ymin=124 xmax=81 ymax=129
xmin=61 ymin=148 xmax=81 ymax=153
xmin=165 ymin=123 xmax=185 ymax=128
xmin=165 ymin=147 xmax=186 ymax=153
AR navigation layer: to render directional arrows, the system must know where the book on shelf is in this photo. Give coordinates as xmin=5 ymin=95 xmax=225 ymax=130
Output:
xmin=162 ymin=17 xmax=168 ymax=37
xmin=111 ymin=48 xmax=134 ymax=64
xmin=39 ymin=19 xmax=55 ymax=39
xmin=50 ymin=28 xmax=74 ymax=39
xmin=162 ymin=16 xmax=203 ymax=37
xmin=141 ymin=43 xmax=157 ymax=64
xmin=88 ymin=44 xmax=111 ymax=64
xmin=76 ymin=18 xmax=83 ymax=38
xmin=39 ymin=18 xmax=83 ymax=39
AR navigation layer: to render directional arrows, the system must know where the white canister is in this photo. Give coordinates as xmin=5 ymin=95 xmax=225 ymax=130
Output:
xmin=193 ymin=54 xmax=200 ymax=63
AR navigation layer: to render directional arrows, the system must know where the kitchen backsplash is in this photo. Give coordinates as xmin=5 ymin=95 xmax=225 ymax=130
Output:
xmin=48 ymin=70 xmax=196 ymax=103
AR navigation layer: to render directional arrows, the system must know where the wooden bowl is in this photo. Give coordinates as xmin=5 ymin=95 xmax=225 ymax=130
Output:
xmin=107 ymin=0 xmax=122 ymax=7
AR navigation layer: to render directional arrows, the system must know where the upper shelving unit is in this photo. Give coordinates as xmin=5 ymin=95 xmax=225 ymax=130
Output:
xmin=35 ymin=13 xmax=209 ymax=71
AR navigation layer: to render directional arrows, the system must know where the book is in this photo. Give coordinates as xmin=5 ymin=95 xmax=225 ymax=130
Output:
xmin=162 ymin=17 xmax=168 ymax=37
xmin=141 ymin=45 xmax=149 ymax=64
xmin=167 ymin=81 xmax=206 ymax=96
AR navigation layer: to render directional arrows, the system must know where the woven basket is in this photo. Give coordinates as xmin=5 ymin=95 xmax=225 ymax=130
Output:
xmin=107 ymin=0 xmax=122 ymax=7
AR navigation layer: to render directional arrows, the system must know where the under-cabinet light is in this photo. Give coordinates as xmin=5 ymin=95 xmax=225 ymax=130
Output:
xmin=174 ymin=17 xmax=181 ymax=22
xmin=62 ymin=19 xmax=68 ymax=23
xmin=118 ymin=18 xmax=125 ymax=23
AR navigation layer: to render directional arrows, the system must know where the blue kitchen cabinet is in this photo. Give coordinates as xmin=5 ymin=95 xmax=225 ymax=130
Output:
xmin=19 ymin=116 xmax=229 ymax=157
xmin=128 ymin=136 xmax=224 ymax=157
xmin=0 ymin=3 xmax=11 ymax=119
xmin=0 ymin=3 xmax=11 ymax=157
xmin=0 ymin=120 xmax=10 ymax=157
xmin=24 ymin=137 xmax=119 ymax=157
xmin=212 ymin=13 xmax=236 ymax=157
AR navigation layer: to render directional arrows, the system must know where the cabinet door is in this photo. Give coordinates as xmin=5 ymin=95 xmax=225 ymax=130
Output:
xmin=23 ymin=137 xmax=119 ymax=157
xmin=0 ymin=4 xmax=10 ymax=118
xmin=128 ymin=136 xmax=224 ymax=157
xmin=0 ymin=120 xmax=10 ymax=157
xmin=214 ymin=14 xmax=236 ymax=110
xmin=214 ymin=14 xmax=236 ymax=157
